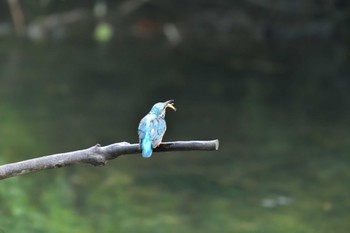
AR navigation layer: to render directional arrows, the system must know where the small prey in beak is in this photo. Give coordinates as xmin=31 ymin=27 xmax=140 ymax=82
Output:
xmin=164 ymin=99 xmax=176 ymax=111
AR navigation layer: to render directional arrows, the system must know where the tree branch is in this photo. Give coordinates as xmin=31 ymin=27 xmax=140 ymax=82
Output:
xmin=0 ymin=140 xmax=219 ymax=180
xmin=7 ymin=0 xmax=26 ymax=37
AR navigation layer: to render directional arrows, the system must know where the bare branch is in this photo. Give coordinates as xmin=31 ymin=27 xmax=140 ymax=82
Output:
xmin=0 ymin=140 xmax=219 ymax=180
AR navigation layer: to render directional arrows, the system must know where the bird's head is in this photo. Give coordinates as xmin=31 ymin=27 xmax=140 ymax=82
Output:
xmin=149 ymin=100 xmax=176 ymax=118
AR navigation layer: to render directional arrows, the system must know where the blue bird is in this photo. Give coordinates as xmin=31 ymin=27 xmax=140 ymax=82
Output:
xmin=138 ymin=100 xmax=176 ymax=158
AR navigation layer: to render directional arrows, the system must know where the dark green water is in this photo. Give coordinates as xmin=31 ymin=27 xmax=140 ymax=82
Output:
xmin=0 ymin=34 xmax=349 ymax=233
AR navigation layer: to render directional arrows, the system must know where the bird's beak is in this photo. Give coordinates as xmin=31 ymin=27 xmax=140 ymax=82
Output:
xmin=164 ymin=100 xmax=176 ymax=111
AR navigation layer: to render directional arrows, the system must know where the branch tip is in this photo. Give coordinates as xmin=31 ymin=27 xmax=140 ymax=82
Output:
xmin=215 ymin=139 xmax=219 ymax=150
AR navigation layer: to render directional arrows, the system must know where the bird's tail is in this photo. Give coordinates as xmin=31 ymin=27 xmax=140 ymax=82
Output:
xmin=141 ymin=134 xmax=153 ymax=158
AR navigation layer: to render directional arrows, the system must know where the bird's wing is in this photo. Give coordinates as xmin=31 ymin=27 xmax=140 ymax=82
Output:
xmin=138 ymin=116 xmax=148 ymax=140
xmin=149 ymin=118 xmax=167 ymax=148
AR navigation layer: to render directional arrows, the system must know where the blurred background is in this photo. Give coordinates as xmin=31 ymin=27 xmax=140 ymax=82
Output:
xmin=0 ymin=0 xmax=349 ymax=232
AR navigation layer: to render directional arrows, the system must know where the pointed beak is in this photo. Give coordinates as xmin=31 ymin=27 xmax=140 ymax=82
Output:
xmin=164 ymin=100 xmax=176 ymax=111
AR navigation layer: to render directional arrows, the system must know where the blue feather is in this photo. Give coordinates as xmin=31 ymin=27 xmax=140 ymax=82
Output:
xmin=138 ymin=100 xmax=176 ymax=158
xmin=141 ymin=133 xmax=153 ymax=158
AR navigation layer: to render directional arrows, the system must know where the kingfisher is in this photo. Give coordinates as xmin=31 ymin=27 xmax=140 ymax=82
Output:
xmin=138 ymin=100 xmax=176 ymax=158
